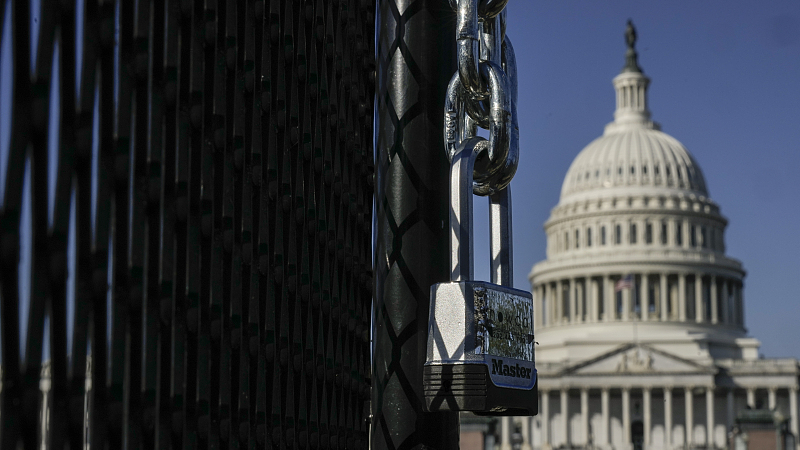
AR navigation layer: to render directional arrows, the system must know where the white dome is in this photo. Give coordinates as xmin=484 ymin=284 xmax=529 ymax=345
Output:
xmin=529 ymin=35 xmax=752 ymax=366
xmin=560 ymin=126 xmax=708 ymax=201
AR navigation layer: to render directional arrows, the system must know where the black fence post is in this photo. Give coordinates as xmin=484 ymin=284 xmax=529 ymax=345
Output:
xmin=373 ymin=1 xmax=460 ymax=449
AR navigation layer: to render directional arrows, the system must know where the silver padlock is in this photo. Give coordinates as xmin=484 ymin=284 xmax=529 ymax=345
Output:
xmin=423 ymin=138 xmax=538 ymax=416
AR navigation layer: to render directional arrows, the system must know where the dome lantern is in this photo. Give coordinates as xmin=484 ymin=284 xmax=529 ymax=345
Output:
xmin=607 ymin=20 xmax=659 ymax=134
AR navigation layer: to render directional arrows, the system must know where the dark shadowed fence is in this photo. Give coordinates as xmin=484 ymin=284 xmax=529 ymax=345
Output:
xmin=0 ymin=0 xmax=375 ymax=448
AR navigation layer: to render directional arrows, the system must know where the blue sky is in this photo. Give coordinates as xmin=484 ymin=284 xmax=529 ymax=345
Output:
xmin=469 ymin=0 xmax=800 ymax=358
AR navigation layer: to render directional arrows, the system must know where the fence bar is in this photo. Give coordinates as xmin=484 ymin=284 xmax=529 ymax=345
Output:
xmin=373 ymin=1 xmax=461 ymax=449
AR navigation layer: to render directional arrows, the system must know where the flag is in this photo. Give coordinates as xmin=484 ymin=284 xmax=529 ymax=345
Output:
xmin=615 ymin=274 xmax=634 ymax=292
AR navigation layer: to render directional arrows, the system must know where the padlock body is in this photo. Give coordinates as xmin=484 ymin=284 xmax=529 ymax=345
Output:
xmin=424 ymin=281 xmax=538 ymax=416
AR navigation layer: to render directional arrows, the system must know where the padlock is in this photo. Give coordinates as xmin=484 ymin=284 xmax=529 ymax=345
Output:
xmin=423 ymin=138 xmax=538 ymax=416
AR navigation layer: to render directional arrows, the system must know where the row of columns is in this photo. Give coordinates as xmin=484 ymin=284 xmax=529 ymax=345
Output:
xmin=552 ymin=217 xmax=723 ymax=255
xmin=533 ymin=273 xmax=744 ymax=328
xmin=533 ymin=386 xmax=799 ymax=450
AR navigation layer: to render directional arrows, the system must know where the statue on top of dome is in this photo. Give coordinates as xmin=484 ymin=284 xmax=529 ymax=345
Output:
xmin=623 ymin=19 xmax=643 ymax=73
xmin=625 ymin=19 xmax=637 ymax=49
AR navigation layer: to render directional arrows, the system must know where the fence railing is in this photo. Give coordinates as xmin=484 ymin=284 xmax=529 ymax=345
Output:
xmin=0 ymin=0 xmax=375 ymax=448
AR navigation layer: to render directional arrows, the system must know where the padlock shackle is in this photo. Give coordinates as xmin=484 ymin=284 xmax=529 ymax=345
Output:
xmin=449 ymin=138 xmax=514 ymax=286
xmin=490 ymin=188 xmax=513 ymax=287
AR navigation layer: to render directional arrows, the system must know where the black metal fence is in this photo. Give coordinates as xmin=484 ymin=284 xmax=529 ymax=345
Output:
xmin=0 ymin=0 xmax=375 ymax=448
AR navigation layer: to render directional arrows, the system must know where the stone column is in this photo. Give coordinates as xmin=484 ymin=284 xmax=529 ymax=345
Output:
xmin=623 ymin=387 xmax=631 ymax=446
xmin=682 ymin=220 xmax=690 ymax=249
xmin=746 ymin=388 xmax=755 ymax=408
xmin=542 ymin=283 xmax=549 ymax=326
xmin=695 ymin=274 xmax=704 ymax=323
xmin=577 ymin=279 xmax=584 ymax=323
xmin=685 ymin=387 xmax=694 ymax=447
xmin=592 ymin=277 xmax=601 ymax=322
xmin=570 ymin=278 xmax=577 ymax=323
xmin=601 ymin=388 xmax=610 ymax=447
xmin=622 ymin=284 xmax=631 ymax=321
xmin=706 ymin=387 xmax=715 ymax=448
xmin=604 ymin=275 xmax=613 ymax=321
xmin=542 ymin=390 xmax=551 ymax=450
xmin=710 ymin=276 xmax=718 ymax=324
xmin=501 ymin=417 xmax=512 ymax=450
xmin=556 ymin=281 xmax=564 ymax=325
xmin=727 ymin=389 xmax=735 ymax=433
xmin=678 ymin=274 xmax=687 ymax=321
xmin=535 ymin=284 xmax=543 ymax=329
xmin=521 ymin=416 xmax=533 ymax=450
xmin=641 ymin=274 xmax=649 ymax=321
xmin=768 ymin=387 xmax=777 ymax=410
xmin=581 ymin=388 xmax=589 ymax=446
xmin=734 ymin=283 xmax=743 ymax=326
xmin=721 ymin=279 xmax=729 ymax=324
xmin=739 ymin=285 xmax=745 ymax=327
xmin=664 ymin=387 xmax=673 ymax=448
xmin=660 ymin=274 xmax=668 ymax=321
xmin=790 ymin=386 xmax=799 ymax=450
xmin=562 ymin=389 xmax=570 ymax=448
xmin=643 ymin=387 xmax=652 ymax=447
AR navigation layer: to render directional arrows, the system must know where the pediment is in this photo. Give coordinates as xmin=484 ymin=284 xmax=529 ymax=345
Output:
xmin=562 ymin=344 xmax=716 ymax=376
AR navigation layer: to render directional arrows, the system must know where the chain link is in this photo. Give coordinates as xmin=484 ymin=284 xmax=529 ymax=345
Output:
xmin=445 ymin=0 xmax=518 ymax=196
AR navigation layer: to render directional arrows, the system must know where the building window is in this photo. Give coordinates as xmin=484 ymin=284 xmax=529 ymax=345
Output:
xmin=615 ymin=225 xmax=621 ymax=244
xmin=666 ymin=165 xmax=671 ymax=176
xmin=645 ymin=222 xmax=652 ymax=244
xmin=661 ymin=221 xmax=668 ymax=245
xmin=630 ymin=224 xmax=637 ymax=244
xmin=601 ymin=226 xmax=606 ymax=245
xmin=655 ymin=165 xmax=660 ymax=175
xmin=575 ymin=229 xmax=580 ymax=248
xmin=701 ymin=226 xmax=708 ymax=248
xmin=587 ymin=228 xmax=592 ymax=247
xmin=565 ymin=232 xmax=569 ymax=250
xmin=676 ymin=221 xmax=683 ymax=246
xmin=642 ymin=165 xmax=647 ymax=175
xmin=690 ymin=225 xmax=697 ymax=247
xmin=630 ymin=165 xmax=635 ymax=174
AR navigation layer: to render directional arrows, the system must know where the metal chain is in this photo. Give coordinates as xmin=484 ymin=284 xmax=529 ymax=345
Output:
xmin=445 ymin=0 xmax=518 ymax=196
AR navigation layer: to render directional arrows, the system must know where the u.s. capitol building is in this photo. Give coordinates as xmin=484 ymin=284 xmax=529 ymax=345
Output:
xmin=463 ymin=22 xmax=799 ymax=450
